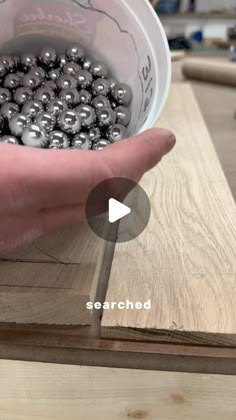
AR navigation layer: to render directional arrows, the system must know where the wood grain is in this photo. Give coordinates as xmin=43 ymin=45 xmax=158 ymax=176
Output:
xmin=172 ymin=61 xmax=236 ymax=200
xmin=101 ymin=83 xmax=236 ymax=345
xmin=0 ymin=360 xmax=236 ymax=419
xmin=2 ymin=222 xmax=103 ymax=263
xmin=0 ymin=223 xmax=106 ymax=324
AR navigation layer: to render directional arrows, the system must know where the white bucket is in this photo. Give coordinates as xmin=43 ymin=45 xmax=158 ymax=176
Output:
xmin=0 ymin=0 xmax=171 ymax=135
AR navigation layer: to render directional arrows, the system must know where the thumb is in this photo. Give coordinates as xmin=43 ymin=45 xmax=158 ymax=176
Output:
xmin=101 ymin=128 xmax=176 ymax=181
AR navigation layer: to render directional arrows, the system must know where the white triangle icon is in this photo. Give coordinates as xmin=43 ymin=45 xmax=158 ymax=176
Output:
xmin=108 ymin=198 xmax=131 ymax=223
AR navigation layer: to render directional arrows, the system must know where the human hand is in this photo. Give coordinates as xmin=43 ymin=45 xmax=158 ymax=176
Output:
xmin=0 ymin=128 xmax=175 ymax=254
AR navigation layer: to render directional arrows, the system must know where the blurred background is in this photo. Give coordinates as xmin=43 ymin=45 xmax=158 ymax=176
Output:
xmin=149 ymin=0 xmax=236 ymax=56
xmin=148 ymin=0 xmax=236 ymax=201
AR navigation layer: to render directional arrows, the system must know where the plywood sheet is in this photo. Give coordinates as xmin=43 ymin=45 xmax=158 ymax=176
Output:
xmin=101 ymin=83 xmax=236 ymax=345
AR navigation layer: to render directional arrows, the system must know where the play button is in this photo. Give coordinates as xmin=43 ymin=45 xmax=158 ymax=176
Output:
xmin=108 ymin=199 xmax=131 ymax=223
xmin=86 ymin=177 xmax=151 ymax=243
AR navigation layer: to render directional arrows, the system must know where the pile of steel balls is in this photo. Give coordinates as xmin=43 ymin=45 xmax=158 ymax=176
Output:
xmin=0 ymin=44 xmax=132 ymax=150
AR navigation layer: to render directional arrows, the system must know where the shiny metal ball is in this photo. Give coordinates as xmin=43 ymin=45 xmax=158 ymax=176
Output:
xmin=91 ymin=78 xmax=110 ymax=96
xmin=21 ymin=124 xmax=48 ymax=148
xmin=0 ymin=88 xmax=12 ymax=104
xmin=48 ymin=130 xmax=70 ymax=149
xmin=66 ymin=44 xmax=85 ymax=63
xmin=48 ymin=68 xmax=61 ymax=81
xmin=57 ymin=74 xmax=78 ymax=89
xmin=0 ymin=135 xmax=20 ymax=145
xmin=77 ymin=89 xmax=92 ymax=105
xmin=22 ymin=100 xmax=44 ymax=118
xmin=90 ymin=61 xmax=108 ymax=78
xmin=97 ymin=107 xmax=116 ymax=127
xmin=0 ymin=59 xmax=6 ymax=77
xmin=35 ymin=87 xmax=55 ymax=105
xmin=93 ymin=139 xmax=111 ymax=151
xmin=58 ymin=110 xmax=81 ymax=134
xmin=46 ymin=99 xmax=67 ymax=116
xmin=59 ymin=88 xmax=80 ymax=106
xmin=39 ymin=48 xmax=57 ymax=68
xmin=58 ymin=54 xmax=67 ymax=69
xmin=42 ymin=80 xmax=57 ymax=91
xmin=76 ymin=104 xmax=96 ymax=128
xmin=92 ymin=95 xmax=110 ymax=111
xmin=71 ymin=132 xmax=91 ymax=150
xmin=29 ymin=66 xmax=46 ymax=81
xmin=21 ymin=53 xmax=38 ymax=71
xmin=115 ymin=105 xmax=131 ymax=127
xmin=88 ymin=126 xmax=101 ymax=143
xmin=4 ymin=73 xmax=22 ymax=89
xmin=82 ymin=57 xmax=92 ymax=70
xmin=22 ymin=73 xmax=41 ymax=89
xmin=9 ymin=113 xmax=31 ymax=136
xmin=111 ymin=83 xmax=132 ymax=105
xmin=13 ymin=87 xmax=33 ymax=105
xmin=75 ymin=70 xmax=93 ymax=89
xmin=35 ymin=112 xmax=57 ymax=132
xmin=1 ymin=102 xmax=19 ymax=120
xmin=1 ymin=56 xmax=15 ymax=72
xmin=63 ymin=62 xmax=81 ymax=76
xmin=106 ymin=123 xmax=127 ymax=142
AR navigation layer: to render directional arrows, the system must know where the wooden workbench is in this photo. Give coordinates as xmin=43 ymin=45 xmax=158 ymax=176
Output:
xmin=0 ymin=62 xmax=236 ymax=419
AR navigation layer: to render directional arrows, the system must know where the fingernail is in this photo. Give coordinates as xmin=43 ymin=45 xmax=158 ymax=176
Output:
xmin=165 ymin=133 xmax=176 ymax=153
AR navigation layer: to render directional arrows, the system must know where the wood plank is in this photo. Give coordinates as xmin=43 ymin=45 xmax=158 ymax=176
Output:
xmin=0 ymin=224 xmax=106 ymax=324
xmin=1 ymin=360 xmax=236 ymax=419
xmin=101 ymin=83 xmax=236 ymax=345
xmin=172 ymin=61 xmax=236 ymax=199
xmin=1 ymin=325 xmax=236 ymax=374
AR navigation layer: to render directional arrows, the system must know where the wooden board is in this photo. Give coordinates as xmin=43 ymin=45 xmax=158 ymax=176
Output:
xmin=101 ymin=83 xmax=236 ymax=345
xmin=2 ymin=222 xmax=103 ymax=264
xmin=0 ymin=223 xmax=106 ymax=324
xmin=1 ymin=324 xmax=236 ymax=374
xmin=1 ymin=360 xmax=236 ymax=419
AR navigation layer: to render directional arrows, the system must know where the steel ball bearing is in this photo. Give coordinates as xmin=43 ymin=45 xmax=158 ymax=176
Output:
xmin=0 ymin=88 xmax=12 ymax=104
xmin=106 ymin=123 xmax=127 ymax=142
xmin=0 ymin=135 xmax=20 ymax=145
xmin=22 ymin=100 xmax=44 ymax=119
xmin=0 ymin=44 xmax=132 ymax=149
xmin=9 ymin=113 xmax=31 ymax=136
xmin=58 ymin=110 xmax=81 ymax=134
xmin=1 ymin=102 xmax=19 ymax=120
xmin=48 ymin=131 xmax=70 ymax=149
xmin=71 ymin=132 xmax=91 ymax=150
xmin=22 ymin=124 xmax=48 ymax=148
xmin=35 ymin=87 xmax=55 ymax=105
xmin=35 ymin=112 xmax=57 ymax=132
